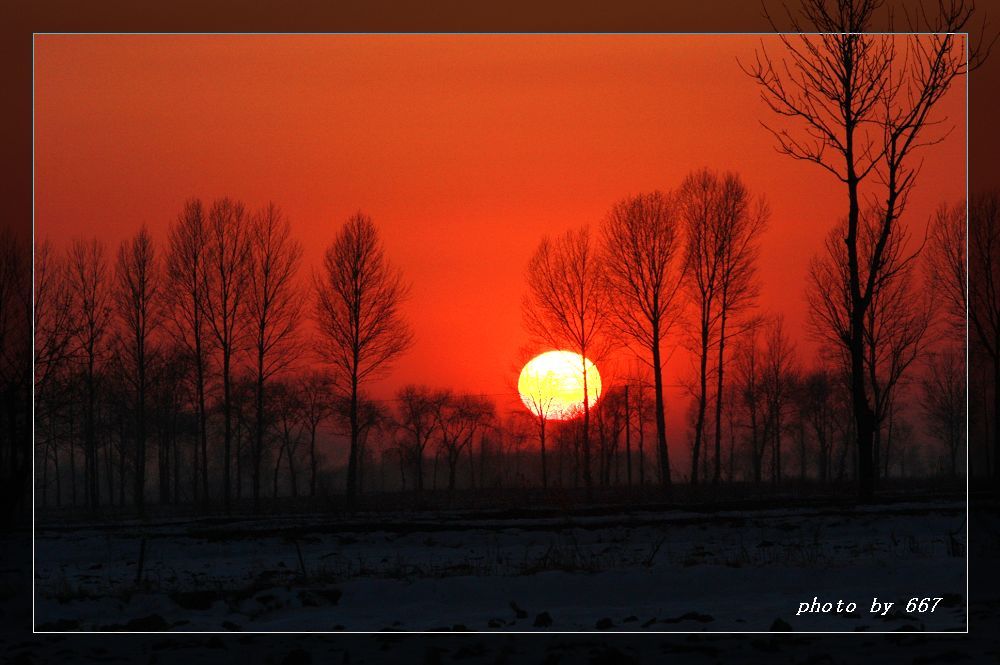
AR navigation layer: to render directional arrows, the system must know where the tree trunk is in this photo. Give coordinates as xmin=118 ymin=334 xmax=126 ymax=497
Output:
xmin=223 ymin=346 xmax=232 ymax=511
xmin=538 ymin=416 xmax=547 ymax=489
xmin=692 ymin=319 xmax=709 ymax=486
xmin=651 ymin=329 xmax=672 ymax=491
xmin=581 ymin=349 xmax=593 ymax=496
xmin=195 ymin=347 xmax=208 ymax=504
xmin=713 ymin=308 xmax=728 ymax=484
xmin=346 ymin=371 xmax=359 ymax=509
xmin=273 ymin=439 xmax=284 ymax=498
xmin=135 ymin=349 xmax=146 ymax=515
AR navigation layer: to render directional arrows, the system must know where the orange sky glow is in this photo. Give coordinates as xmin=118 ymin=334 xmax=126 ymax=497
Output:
xmin=34 ymin=35 xmax=966 ymax=446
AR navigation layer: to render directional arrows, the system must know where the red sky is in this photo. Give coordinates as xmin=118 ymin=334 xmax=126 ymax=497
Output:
xmin=34 ymin=35 xmax=966 ymax=442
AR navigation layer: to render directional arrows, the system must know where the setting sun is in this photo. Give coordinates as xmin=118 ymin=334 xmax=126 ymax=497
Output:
xmin=517 ymin=351 xmax=601 ymax=421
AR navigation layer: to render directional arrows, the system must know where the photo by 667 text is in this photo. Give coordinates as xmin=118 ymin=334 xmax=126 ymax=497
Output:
xmin=796 ymin=597 xmax=945 ymax=617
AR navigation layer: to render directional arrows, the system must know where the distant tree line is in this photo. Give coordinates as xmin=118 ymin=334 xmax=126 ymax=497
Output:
xmin=29 ymin=192 xmax=973 ymax=514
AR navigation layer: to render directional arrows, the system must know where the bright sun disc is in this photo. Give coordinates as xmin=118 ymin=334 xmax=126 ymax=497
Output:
xmin=517 ymin=350 xmax=601 ymax=421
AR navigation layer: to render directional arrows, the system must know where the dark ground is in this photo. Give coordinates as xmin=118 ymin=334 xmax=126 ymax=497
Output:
xmin=4 ymin=492 xmax=999 ymax=663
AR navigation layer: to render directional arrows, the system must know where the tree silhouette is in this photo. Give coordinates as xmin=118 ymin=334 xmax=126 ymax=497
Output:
xmin=436 ymin=393 xmax=495 ymax=492
xmin=762 ymin=316 xmax=798 ymax=485
xmin=68 ymin=238 xmax=113 ymax=510
xmin=165 ymin=199 xmax=211 ymax=503
xmin=524 ymin=227 xmax=610 ymax=495
xmin=246 ymin=202 xmax=303 ymax=511
xmin=927 ymin=200 xmax=967 ymax=333
xmin=745 ymin=0 xmax=974 ymax=499
xmin=808 ymin=212 xmax=931 ymax=485
xmin=921 ymin=348 xmax=965 ymax=476
xmin=202 ymin=197 xmax=253 ymax=509
xmin=393 ymin=385 xmax=447 ymax=492
xmin=300 ymin=371 xmax=334 ymax=497
xmin=601 ymin=191 xmax=686 ymax=490
xmin=113 ymin=227 xmax=161 ymax=514
xmin=677 ymin=170 xmax=766 ymax=485
xmin=315 ymin=212 xmax=412 ymax=508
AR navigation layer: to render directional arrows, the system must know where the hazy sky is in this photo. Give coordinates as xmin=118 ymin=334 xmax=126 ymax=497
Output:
xmin=34 ymin=35 xmax=966 ymax=441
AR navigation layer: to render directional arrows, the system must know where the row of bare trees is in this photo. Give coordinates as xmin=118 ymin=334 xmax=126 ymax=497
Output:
xmin=522 ymin=167 xmax=768 ymax=496
xmin=25 ymin=181 xmax=978 ymax=513
xmin=33 ymin=198 xmax=415 ymax=513
xmin=522 ymin=155 xmax=968 ymax=496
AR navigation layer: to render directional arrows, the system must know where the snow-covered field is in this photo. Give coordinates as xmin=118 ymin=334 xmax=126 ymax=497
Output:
xmin=33 ymin=500 xmax=968 ymax=632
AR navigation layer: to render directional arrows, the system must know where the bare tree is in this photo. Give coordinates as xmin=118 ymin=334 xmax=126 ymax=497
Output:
xmin=113 ymin=227 xmax=161 ymax=514
xmin=68 ymin=238 xmax=113 ymax=510
xmin=393 ymin=385 xmax=447 ymax=492
xmin=734 ymin=328 xmax=767 ymax=484
xmin=927 ymin=200 xmax=967 ymax=333
xmin=709 ymin=180 xmax=766 ymax=486
xmin=808 ymin=213 xmax=931 ymax=485
xmin=678 ymin=171 xmax=725 ymax=486
xmin=202 ymin=197 xmax=252 ymax=509
xmin=436 ymin=393 xmax=496 ymax=492
xmin=524 ymin=227 xmax=610 ymax=494
xmin=762 ymin=315 xmax=797 ymax=485
xmin=34 ymin=240 xmax=76 ymax=413
xmin=677 ymin=170 xmax=766 ymax=485
xmin=515 ymin=347 xmax=561 ymax=488
xmin=165 ymin=199 xmax=211 ymax=502
xmin=798 ymin=366 xmax=838 ymax=482
xmin=34 ymin=240 xmax=76 ymax=509
xmin=315 ymin=212 xmax=412 ymax=508
xmin=269 ymin=380 xmax=305 ymax=498
xmin=745 ymin=0 xmax=975 ymax=499
xmin=594 ymin=385 xmax=627 ymax=486
xmin=921 ymin=347 xmax=965 ymax=476
xmin=300 ymin=370 xmax=334 ymax=497
xmin=246 ymin=202 xmax=303 ymax=511
xmin=601 ymin=191 xmax=686 ymax=490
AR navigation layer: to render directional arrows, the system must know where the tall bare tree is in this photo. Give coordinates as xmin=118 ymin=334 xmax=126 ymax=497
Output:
xmin=709 ymin=179 xmax=766 ymax=485
xmin=745 ymin=0 xmax=975 ymax=499
xmin=202 ymin=197 xmax=252 ymax=509
xmin=315 ymin=212 xmax=412 ymax=508
xmin=246 ymin=202 xmax=303 ymax=510
xmin=166 ymin=199 xmax=211 ymax=502
xmin=601 ymin=191 xmax=686 ymax=490
xmin=524 ymin=227 xmax=610 ymax=494
xmin=808 ymin=213 xmax=931 ymax=484
xmin=68 ymin=238 xmax=113 ymax=510
xmin=113 ymin=227 xmax=161 ymax=513
xmin=677 ymin=170 xmax=766 ymax=485
xmin=678 ymin=170 xmax=725 ymax=486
